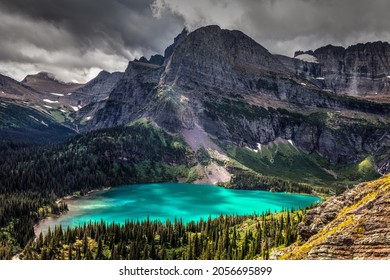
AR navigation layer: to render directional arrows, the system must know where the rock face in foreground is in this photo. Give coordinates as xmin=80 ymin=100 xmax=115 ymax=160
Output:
xmin=283 ymin=174 xmax=390 ymax=259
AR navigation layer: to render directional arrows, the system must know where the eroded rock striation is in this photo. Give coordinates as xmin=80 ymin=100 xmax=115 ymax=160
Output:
xmin=290 ymin=42 xmax=390 ymax=96
xmin=77 ymin=25 xmax=390 ymax=165
xmin=283 ymin=174 xmax=390 ymax=259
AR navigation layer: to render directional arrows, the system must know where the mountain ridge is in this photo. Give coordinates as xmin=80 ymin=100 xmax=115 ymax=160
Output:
xmin=1 ymin=24 xmax=389 ymax=184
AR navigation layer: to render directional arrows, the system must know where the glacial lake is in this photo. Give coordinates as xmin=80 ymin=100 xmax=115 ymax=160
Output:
xmin=36 ymin=183 xmax=321 ymax=234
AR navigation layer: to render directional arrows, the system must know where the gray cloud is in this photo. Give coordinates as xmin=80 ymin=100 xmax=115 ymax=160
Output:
xmin=154 ymin=0 xmax=390 ymax=55
xmin=0 ymin=0 xmax=184 ymax=82
xmin=1 ymin=0 xmax=390 ymax=82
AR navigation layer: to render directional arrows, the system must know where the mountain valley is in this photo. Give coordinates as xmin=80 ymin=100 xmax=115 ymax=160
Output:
xmin=1 ymin=25 xmax=389 ymax=260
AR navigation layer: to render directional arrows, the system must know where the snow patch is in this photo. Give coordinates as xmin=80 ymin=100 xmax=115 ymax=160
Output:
xmin=246 ymin=143 xmax=262 ymax=153
xmin=295 ymin=54 xmax=319 ymax=63
xmin=43 ymin=105 xmax=52 ymax=109
xmin=300 ymin=82 xmax=307 ymax=86
xmin=85 ymin=116 xmax=92 ymax=121
xmin=70 ymin=106 xmax=79 ymax=112
xmin=49 ymin=92 xmax=64 ymax=97
xmin=78 ymin=105 xmax=82 ymax=109
xmin=387 ymin=76 xmax=390 ymax=78
xmin=315 ymin=77 xmax=325 ymax=80
xmin=246 ymin=146 xmax=257 ymax=152
xmin=60 ymin=109 xmax=67 ymax=113
xmin=41 ymin=120 xmax=48 ymax=127
xmin=67 ymin=92 xmax=73 ymax=95
xmin=288 ymin=139 xmax=294 ymax=146
xmin=43 ymin=99 xmax=59 ymax=104
xmin=28 ymin=115 xmax=39 ymax=122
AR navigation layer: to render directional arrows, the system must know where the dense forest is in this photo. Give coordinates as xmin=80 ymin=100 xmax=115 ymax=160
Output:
xmin=22 ymin=211 xmax=304 ymax=260
xmin=0 ymin=121 xmax=318 ymax=260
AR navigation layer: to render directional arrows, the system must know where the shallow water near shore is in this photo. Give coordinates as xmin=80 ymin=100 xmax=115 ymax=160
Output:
xmin=36 ymin=183 xmax=321 ymax=234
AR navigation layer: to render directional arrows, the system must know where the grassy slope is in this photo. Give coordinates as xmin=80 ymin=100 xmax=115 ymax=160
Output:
xmin=226 ymin=141 xmax=334 ymax=185
xmin=0 ymin=100 xmax=75 ymax=143
xmin=203 ymin=96 xmax=382 ymax=189
xmin=224 ymin=140 xmax=380 ymax=188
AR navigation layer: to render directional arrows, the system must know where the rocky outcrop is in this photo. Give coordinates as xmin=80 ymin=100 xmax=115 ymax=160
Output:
xmin=275 ymin=55 xmax=324 ymax=88
xmin=71 ymin=71 xmax=123 ymax=121
xmin=283 ymin=174 xmax=390 ymax=259
xmin=292 ymin=42 xmax=390 ymax=96
xmin=149 ymin=54 xmax=164 ymax=66
xmin=134 ymin=55 xmax=165 ymax=66
xmin=163 ymin=28 xmax=188 ymax=65
xmin=85 ymin=61 xmax=164 ymax=130
xmin=74 ymin=70 xmax=123 ymax=103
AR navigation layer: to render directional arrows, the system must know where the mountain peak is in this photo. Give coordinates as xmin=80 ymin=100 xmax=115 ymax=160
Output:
xmin=161 ymin=25 xmax=289 ymax=89
xmin=163 ymin=27 xmax=189 ymax=64
xmin=22 ymin=71 xmax=69 ymax=85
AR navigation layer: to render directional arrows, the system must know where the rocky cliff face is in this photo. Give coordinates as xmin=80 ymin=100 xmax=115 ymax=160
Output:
xmin=79 ymin=25 xmax=390 ymax=166
xmin=162 ymin=25 xmax=289 ymax=91
xmin=291 ymin=42 xmax=390 ymax=96
xmin=282 ymin=174 xmax=390 ymax=259
xmin=163 ymin=28 xmax=188 ymax=65
xmin=85 ymin=61 xmax=163 ymax=130
xmin=202 ymin=96 xmax=390 ymax=164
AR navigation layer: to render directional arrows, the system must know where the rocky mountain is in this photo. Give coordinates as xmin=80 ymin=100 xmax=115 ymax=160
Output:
xmin=282 ymin=174 xmax=390 ymax=259
xmin=0 ymin=74 xmax=42 ymax=101
xmin=72 ymin=70 xmax=123 ymax=124
xmin=286 ymin=42 xmax=390 ymax=97
xmin=0 ymin=70 xmax=124 ymax=141
xmin=0 ymin=99 xmax=75 ymax=143
xmin=1 ymin=25 xmax=389 ymax=186
xmin=22 ymin=72 xmax=83 ymax=94
xmin=82 ymin=26 xmax=389 ymax=172
xmin=163 ymin=28 xmax=189 ymax=65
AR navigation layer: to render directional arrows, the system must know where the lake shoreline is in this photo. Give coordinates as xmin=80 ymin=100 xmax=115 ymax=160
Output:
xmin=34 ymin=186 xmax=112 ymax=238
xmin=33 ymin=182 xmax=322 ymax=239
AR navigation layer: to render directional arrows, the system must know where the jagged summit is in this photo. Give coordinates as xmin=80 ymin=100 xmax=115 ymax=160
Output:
xmin=287 ymin=41 xmax=390 ymax=96
xmin=163 ymin=27 xmax=189 ymax=64
xmin=162 ymin=25 xmax=289 ymax=90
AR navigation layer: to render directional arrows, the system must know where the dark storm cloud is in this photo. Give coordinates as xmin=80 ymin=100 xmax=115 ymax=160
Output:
xmin=1 ymin=0 xmax=390 ymax=82
xmin=0 ymin=0 xmax=183 ymax=56
xmin=154 ymin=0 xmax=390 ymax=55
xmin=0 ymin=0 xmax=184 ymax=81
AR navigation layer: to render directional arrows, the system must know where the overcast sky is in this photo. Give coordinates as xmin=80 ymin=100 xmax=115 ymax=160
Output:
xmin=1 ymin=0 xmax=390 ymax=83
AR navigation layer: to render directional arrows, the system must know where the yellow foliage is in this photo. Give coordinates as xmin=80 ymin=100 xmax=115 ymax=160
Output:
xmin=281 ymin=174 xmax=390 ymax=259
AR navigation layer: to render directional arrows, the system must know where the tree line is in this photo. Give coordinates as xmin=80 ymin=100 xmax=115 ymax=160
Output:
xmin=22 ymin=211 xmax=304 ymax=260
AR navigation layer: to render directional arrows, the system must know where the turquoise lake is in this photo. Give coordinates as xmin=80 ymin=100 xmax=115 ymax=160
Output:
xmin=36 ymin=183 xmax=321 ymax=234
